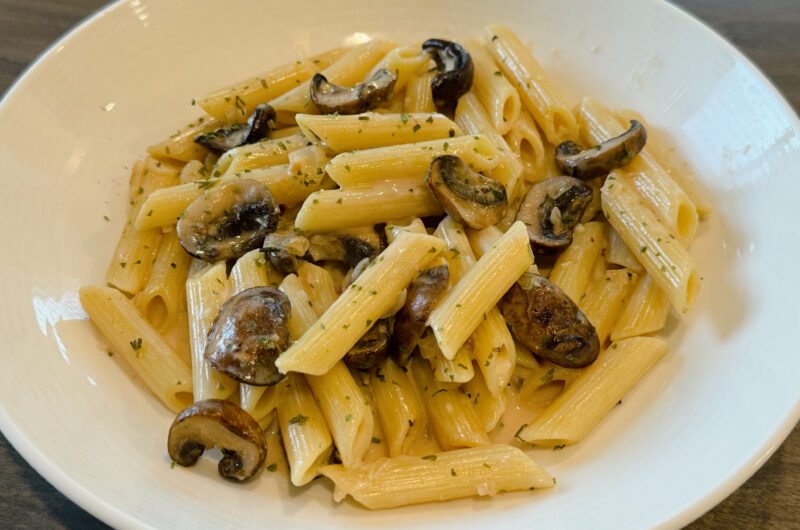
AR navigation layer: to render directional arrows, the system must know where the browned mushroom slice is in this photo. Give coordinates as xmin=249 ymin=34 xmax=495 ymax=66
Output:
xmin=194 ymin=104 xmax=276 ymax=155
xmin=500 ymin=275 xmax=599 ymax=368
xmin=167 ymin=399 xmax=266 ymax=482
xmin=177 ymin=179 xmax=280 ymax=262
xmin=426 ymin=155 xmax=507 ymax=230
xmin=307 ymin=227 xmax=381 ymax=267
xmin=516 ymin=176 xmax=594 ymax=254
xmin=391 ymin=264 xmax=450 ymax=365
xmin=310 ymin=69 xmax=397 ymax=115
xmin=344 ymin=318 xmax=393 ymax=370
xmin=205 ymin=287 xmax=290 ymax=385
xmin=555 ymin=120 xmax=647 ymax=180
xmin=422 ymin=39 xmax=474 ymax=116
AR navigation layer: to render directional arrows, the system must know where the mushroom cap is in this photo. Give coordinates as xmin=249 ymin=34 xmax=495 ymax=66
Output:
xmin=500 ymin=276 xmax=600 ymax=368
xmin=205 ymin=287 xmax=291 ymax=386
xmin=167 ymin=399 xmax=267 ymax=482
xmin=391 ymin=264 xmax=450 ymax=365
xmin=422 ymin=39 xmax=474 ymax=115
xmin=427 ymin=155 xmax=508 ymax=230
xmin=177 ymin=178 xmax=280 ymax=262
xmin=194 ymin=104 xmax=276 ymax=155
xmin=516 ymin=176 xmax=594 ymax=253
xmin=344 ymin=318 xmax=393 ymax=370
xmin=307 ymin=227 xmax=381 ymax=267
xmin=310 ymin=69 xmax=397 ymax=115
xmin=555 ymin=120 xmax=647 ymax=180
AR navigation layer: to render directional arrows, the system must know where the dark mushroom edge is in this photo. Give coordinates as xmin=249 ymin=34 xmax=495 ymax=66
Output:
xmin=422 ymin=39 xmax=474 ymax=115
xmin=194 ymin=104 xmax=277 ymax=155
xmin=310 ymin=69 xmax=397 ymax=115
xmin=391 ymin=265 xmax=450 ymax=365
xmin=500 ymin=275 xmax=600 ymax=368
xmin=344 ymin=318 xmax=394 ymax=370
xmin=427 ymin=155 xmax=508 ymax=230
xmin=167 ymin=399 xmax=267 ymax=482
xmin=516 ymin=176 xmax=594 ymax=254
xmin=205 ymin=287 xmax=291 ymax=386
xmin=555 ymin=120 xmax=647 ymax=180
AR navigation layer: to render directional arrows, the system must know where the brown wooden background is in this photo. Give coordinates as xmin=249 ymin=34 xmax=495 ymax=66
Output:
xmin=0 ymin=1 xmax=797 ymax=527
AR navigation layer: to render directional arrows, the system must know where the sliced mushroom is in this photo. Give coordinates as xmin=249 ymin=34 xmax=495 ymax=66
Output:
xmin=262 ymin=231 xmax=310 ymax=274
xmin=344 ymin=318 xmax=393 ymax=370
xmin=307 ymin=227 xmax=381 ymax=267
xmin=167 ymin=399 xmax=266 ymax=482
xmin=205 ymin=287 xmax=290 ymax=385
xmin=194 ymin=104 xmax=276 ymax=155
xmin=422 ymin=39 xmax=474 ymax=115
xmin=500 ymin=275 xmax=599 ymax=368
xmin=555 ymin=120 xmax=647 ymax=180
xmin=427 ymin=155 xmax=507 ymax=230
xmin=177 ymin=179 xmax=280 ymax=262
xmin=343 ymin=256 xmax=372 ymax=286
xmin=391 ymin=264 xmax=450 ymax=365
xmin=310 ymin=69 xmax=397 ymax=115
xmin=516 ymin=176 xmax=593 ymax=253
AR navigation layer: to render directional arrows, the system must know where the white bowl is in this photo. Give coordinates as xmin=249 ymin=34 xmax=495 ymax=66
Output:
xmin=1 ymin=0 xmax=798 ymax=528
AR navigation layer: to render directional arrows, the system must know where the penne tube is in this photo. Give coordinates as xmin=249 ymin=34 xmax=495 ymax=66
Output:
xmin=484 ymin=24 xmax=578 ymax=145
xmin=321 ymin=444 xmax=553 ymax=509
xmin=296 ymin=261 xmax=342 ymax=316
xmin=269 ymin=40 xmax=397 ymax=121
xmin=307 ymin=362 xmax=374 ymax=469
xmin=579 ymin=269 xmax=638 ymax=344
xmin=611 ymin=273 xmax=672 ymax=341
xmin=216 ymin=133 xmax=310 ymax=178
xmin=368 ymin=46 xmax=431 ymax=92
xmin=464 ymin=39 xmax=520 ymax=134
xmin=454 ymin=92 xmax=524 ymax=201
xmin=504 ymin=108 xmax=546 ymax=179
xmin=185 ymin=261 xmax=237 ymax=401
xmin=133 ymin=229 xmax=192 ymax=332
xmin=404 ymin=71 xmax=437 ymax=113
xmin=79 ymin=285 xmax=193 ymax=412
xmin=297 ymin=112 xmax=459 ymax=153
xmin=471 ymin=306 xmax=516 ymax=396
xmin=135 ymin=146 xmax=331 ymax=230
xmin=409 ymin=357 xmax=489 ymax=449
xmin=275 ymin=231 xmax=446 ymax=375
xmin=325 ymin=134 xmax=498 ymax=187
xmin=519 ymin=337 xmax=668 ymax=446
xmin=417 ymin=331 xmax=475 ymax=384
xmin=428 ymin=221 xmax=532 ymax=360
xmin=106 ymin=158 xmax=181 ymax=294
xmin=148 ymin=117 xmax=218 ymax=163
xmin=371 ymin=358 xmax=428 ymax=458
xmin=601 ymin=171 xmax=699 ymax=314
xmin=615 ymin=108 xmax=713 ymax=215
xmin=577 ymin=97 xmax=698 ymax=244
xmin=463 ymin=369 xmax=508 ymax=432
xmin=276 ymin=373 xmax=334 ymax=486
xmin=198 ymin=47 xmax=348 ymax=122
xmin=294 ymin=179 xmax=443 ymax=232
xmin=606 ymin=224 xmax=643 ymax=272
xmin=548 ymin=222 xmax=607 ymax=302
xmin=178 ymin=160 xmax=204 ymax=184
xmin=385 ymin=217 xmax=427 ymax=243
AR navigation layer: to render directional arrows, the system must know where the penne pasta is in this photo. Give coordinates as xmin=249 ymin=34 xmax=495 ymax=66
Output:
xmin=404 ymin=71 xmax=437 ymax=113
xmin=297 ymin=112 xmax=459 ymax=153
xmin=548 ymin=222 xmax=607 ymax=302
xmin=611 ymin=273 xmax=672 ymax=341
xmin=519 ymin=337 xmax=668 ymax=446
xmin=321 ymin=444 xmax=553 ymax=509
xmin=80 ymin=285 xmax=193 ymax=412
xmin=484 ymin=24 xmax=578 ymax=144
xmin=464 ymin=39 xmax=520 ymax=135
xmin=275 ymin=231 xmax=446 ymax=375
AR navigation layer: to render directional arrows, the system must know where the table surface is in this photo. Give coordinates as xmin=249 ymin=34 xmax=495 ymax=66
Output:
xmin=0 ymin=1 xmax=798 ymax=528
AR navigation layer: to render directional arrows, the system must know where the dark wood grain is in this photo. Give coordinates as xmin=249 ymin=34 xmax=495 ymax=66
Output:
xmin=0 ymin=1 xmax=797 ymax=528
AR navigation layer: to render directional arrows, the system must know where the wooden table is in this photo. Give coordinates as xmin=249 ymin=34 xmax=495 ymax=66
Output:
xmin=0 ymin=1 xmax=797 ymax=528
